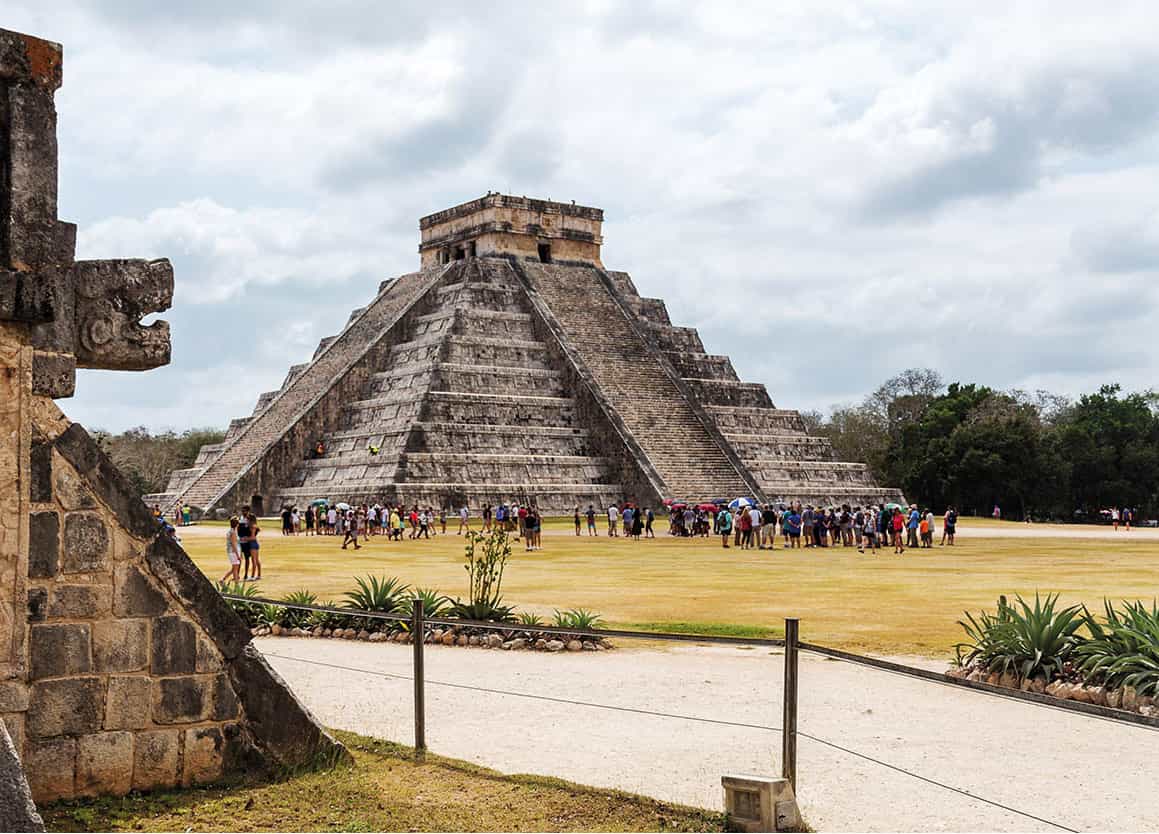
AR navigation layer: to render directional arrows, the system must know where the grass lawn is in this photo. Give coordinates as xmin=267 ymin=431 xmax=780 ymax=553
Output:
xmin=41 ymin=731 xmax=724 ymax=832
xmin=182 ymin=518 xmax=1159 ymax=657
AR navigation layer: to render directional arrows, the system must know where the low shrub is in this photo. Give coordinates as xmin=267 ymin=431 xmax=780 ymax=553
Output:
xmin=553 ymin=608 xmax=604 ymax=632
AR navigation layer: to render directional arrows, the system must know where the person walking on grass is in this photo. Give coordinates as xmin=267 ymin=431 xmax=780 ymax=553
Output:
xmin=574 ymin=506 xmax=582 ymax=536
xmin=458 ymin=504 xmax=470 ymax=534
xmin=482 ymin=503 xmax=492 ymax=531
xmin=645 ymin=506 xmax=655 ymax=538
xmin=221 ymin=517 xmax=242 ymax=584
xmin=717 ymin=506 xmax=733 ymax=548
xmin=237 ymin=511 xmax=253 ymax=581
xmin=586 ymin=504 xmax=597 ymax=536
xmin=607 ymin=503 xmax=619 ymax=537
xmin=341 ymin=515 xmax=361 ymax=550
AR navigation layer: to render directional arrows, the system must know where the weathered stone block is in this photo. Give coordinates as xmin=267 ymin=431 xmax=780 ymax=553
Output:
xmin=93 ymin=619 xmax=148 ymax=673
xmin=113 ymin=563 xmax=167 ymax=617
xmin=31 ymin=352 xmax=75 ymax=399
xmin=24 ymin=737 xmax=75 ymax=802
xmin=26 ymin=588 xmax=47 ymax=623
xmin=132 ymin=730 xmax=179 ymax=792
xmin=28 ymin=511 xmax=58 ymax=578
xmin=52 ymin=457 xmax=96 ymax=511
xmin=28 ymin=677 xmax=102 ymax=738
xmin=30 ymin=439 xmax=52 ymax=503
xmin=48 ymin=583 xmax=110 ymax=619
xmin=212 ymin=673 xmax=240 ymax=721
xmin=29 ymin=622 xmax=91 ymax=679
xmin=104 ymin=675 xmax=150 ymax=730
xmin=0 ymin=682 xmax=29 ymax=713
xmin=151 ymin=615 xmax=196 ymax=675
xmin=182 ymin=726 xmax=224 ymax=786
xmin=153 ymin=676 xmax=211 ymax=724
xmin=196 ymin=637 xmax=224 ymax=673
xmin=62 ymin=512 xmax=109 ymax=573
xmin=76 ymin=731 xmax=133 ymax=797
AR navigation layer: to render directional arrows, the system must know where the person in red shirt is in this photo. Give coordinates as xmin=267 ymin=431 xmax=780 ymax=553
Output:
xmin=891 ymin=509 xmax=905 ymax=554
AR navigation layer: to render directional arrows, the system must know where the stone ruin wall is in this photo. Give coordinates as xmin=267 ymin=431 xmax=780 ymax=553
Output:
xmin=0 ymin=28 xmax=347 ymax=815
xmin=0 ymin=326 xmax=344 ymax=802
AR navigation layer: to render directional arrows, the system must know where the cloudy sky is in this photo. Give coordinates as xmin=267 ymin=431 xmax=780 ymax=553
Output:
xmin=9 ymin=1 xmax=1159 ymax=431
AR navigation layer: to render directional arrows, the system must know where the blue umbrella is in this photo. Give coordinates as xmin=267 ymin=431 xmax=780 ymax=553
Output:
xmin=728 ymin=497 xmax=753 ymax=511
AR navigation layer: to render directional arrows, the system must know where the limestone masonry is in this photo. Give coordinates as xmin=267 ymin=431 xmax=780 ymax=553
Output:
xmin=0 ymin=27 xmax=346 ymax=819
xmin=157 ymin=196 xmax=901 ymax=514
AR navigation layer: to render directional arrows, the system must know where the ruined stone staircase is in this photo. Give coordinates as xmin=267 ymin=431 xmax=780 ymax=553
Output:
xmin=517 ymin=262 xmax=757 ymax=502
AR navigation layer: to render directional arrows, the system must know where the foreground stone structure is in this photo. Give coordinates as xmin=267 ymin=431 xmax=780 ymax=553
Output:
xmin=156 ymin=194 xmax=901 ymax=514
xmin=0 ymin=27 xmax=346 ymax=811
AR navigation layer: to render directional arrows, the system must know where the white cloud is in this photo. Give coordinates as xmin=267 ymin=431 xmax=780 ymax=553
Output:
xmin=4 ymin=0 xmax=1158 ymax=430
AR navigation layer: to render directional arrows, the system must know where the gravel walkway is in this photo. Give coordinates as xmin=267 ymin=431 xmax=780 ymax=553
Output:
xmin=256 ymin=637 xmax=1159 ymax=832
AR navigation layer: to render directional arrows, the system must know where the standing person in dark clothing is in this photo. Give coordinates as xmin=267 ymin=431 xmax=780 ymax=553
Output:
xmin=281 ymin=506 xmax=293 ymax=536
xmin=645 ymin=506 xmax=655 ymax=538
xmin=237 ymin=510 xmax=253 ymax=581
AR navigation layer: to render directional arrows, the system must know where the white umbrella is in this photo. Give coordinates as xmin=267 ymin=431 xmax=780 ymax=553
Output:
xmin=728 ymin=497 xmax=752 ymax=510
xmin=335 ymin=502 xmax=352 ymax=511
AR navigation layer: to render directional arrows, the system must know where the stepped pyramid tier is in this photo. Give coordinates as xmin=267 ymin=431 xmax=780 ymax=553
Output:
xmin=153 ymin=194 xmax=902 ymax=515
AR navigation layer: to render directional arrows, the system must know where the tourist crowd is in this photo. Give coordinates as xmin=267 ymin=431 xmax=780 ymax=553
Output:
xmin=663 ymin=502 xmax=959 ymax=553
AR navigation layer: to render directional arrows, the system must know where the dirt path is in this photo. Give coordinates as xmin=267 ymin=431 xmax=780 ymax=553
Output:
xmin=256 ymin=637 xmax=1158 ymax=832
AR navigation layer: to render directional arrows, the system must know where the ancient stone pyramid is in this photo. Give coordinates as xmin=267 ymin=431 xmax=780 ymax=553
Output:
xmin=156 ymin=195 xmax=901 ymax=515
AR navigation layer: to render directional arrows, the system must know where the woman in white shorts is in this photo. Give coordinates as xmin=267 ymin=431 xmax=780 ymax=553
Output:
xmin=221 ymin=516 xmax=242 ymax=584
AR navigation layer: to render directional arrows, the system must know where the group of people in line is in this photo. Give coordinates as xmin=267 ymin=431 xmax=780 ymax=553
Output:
xmin=275 ymin=501 xmax=548 ymax=552
xmin=574 ymin=504 xmax=657 ymax=538
xmin=665 ymin=502 xmax=959 ymax=553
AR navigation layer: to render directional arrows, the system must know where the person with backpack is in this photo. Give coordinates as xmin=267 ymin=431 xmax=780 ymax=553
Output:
xmin=717 ymin=507 xmax=733 ymax=548
xmin=861 ymin=507 xmax=878 ymax=554
xmin=941 ymin=506 xmax=958 ymax=545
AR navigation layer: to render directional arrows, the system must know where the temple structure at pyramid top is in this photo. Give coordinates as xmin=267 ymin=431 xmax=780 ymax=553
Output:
xmin=152 ymin=195 xmax=901 ymax=515
xmin=420 ymin=193 xmax=605 ymax=268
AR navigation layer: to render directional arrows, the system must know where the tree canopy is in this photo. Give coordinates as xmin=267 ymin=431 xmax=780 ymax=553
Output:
xmin=812 ymin=372 xmax=1159 ymax=519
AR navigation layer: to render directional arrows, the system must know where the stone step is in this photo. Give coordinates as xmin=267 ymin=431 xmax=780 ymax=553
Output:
xmin=683 ymin=378 xmax=774 ymax=409
xmin=707 ymin=405 xmax=809 ymax=434
xmin=664 ymin=351 xmax=739 ymax=381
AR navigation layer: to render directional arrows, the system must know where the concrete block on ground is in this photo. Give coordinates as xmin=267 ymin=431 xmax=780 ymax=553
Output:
xmin=722 ymin=774 xmax=801 ymax=832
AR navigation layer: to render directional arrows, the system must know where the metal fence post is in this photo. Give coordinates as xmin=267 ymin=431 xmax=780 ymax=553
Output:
xmin=411 ymin=598 xmax=426 ymax=757
xmin=782 ymin=617 xmax=799 ymax=790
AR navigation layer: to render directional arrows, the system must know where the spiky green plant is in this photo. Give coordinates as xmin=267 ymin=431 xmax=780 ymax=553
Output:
xmin=517 ymin=611 xmax=545 ymax=628
xmin=552 ymin=608 xmax=604 ymax=631
xmin=279 ymin=589 xmax=319 ymax=628
xmin=412 ymin=587 xmax=451 ymax=619
xmin=955 ymin=593 xmax=1083 ymax=680
xmin=1075 ymin=599 xmax=1159 ymax=695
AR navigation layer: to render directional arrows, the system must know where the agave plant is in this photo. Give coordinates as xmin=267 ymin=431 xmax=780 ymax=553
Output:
xmin=279 ymin=589 xmax=319 ymax=629
xmin=412 ymin=587 xmax=451 ymax=619
xmin=1075 ymin=599 xmax=1159 ymax=695
xmin=307 ymin=600 xmax=351 ymax=631
xmin=955 ymin=593 xmax=1083 ymax=680
xmin=447 ymin=599 xmax=515 ymax=623
xmin=517 ymin=611 xmax=545 ymax=628
xmin=343 ymin=575 xmax=410 ymax=630
xmin=553 ymin=608 xmax=604 ymax=631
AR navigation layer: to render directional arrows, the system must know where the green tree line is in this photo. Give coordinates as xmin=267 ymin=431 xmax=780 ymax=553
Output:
xmin=92 ymin=426 xmax=226 ymax=497
xmin=806 ymin=370 xmax=1159 ymax=520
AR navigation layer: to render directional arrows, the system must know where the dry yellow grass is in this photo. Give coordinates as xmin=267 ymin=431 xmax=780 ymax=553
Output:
xmin=182 ymin=518 xmax=1159 ymax=657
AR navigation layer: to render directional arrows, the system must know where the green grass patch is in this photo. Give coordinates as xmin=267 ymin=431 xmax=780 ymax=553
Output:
xmin=612 ymin=620 xmax=782 ymax=640
xmin=41 ymin=730 xmax=725 ymax=832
